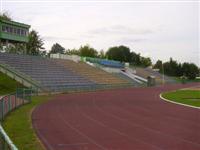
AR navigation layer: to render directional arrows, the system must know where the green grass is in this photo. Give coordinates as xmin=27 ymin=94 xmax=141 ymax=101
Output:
xmin=2 ymin=95 xmax=52 ymax=150
xmin=162 ymin=90 xmax=200 ymax=107
xmin=0 ymin=72 xmax=24 ymax=95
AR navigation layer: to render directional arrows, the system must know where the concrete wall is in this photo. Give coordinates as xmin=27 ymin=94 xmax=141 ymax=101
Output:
xmin=50 ymin=53 xmax=81 ymax=62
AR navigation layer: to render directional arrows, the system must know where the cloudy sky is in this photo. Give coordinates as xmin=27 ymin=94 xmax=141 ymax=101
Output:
xmin=1 ymin=0 xmax=199 ymax=65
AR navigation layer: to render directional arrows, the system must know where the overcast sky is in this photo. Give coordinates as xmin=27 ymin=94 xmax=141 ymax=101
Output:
xmin=1 ymin=0 xmax=199 ymax=65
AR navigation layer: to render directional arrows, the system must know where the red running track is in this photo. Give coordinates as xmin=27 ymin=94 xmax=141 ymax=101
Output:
xmin=32 ymin=83 xmax=200 ymax=150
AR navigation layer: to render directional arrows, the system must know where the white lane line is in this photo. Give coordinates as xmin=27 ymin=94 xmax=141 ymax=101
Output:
xmin=160 ymin=94 xmax=200 ymax=110
xmin=75 ymin=103 xmax=162 ymax=150
xmin=56 ymin=106 xmax=108 ymax=150
xmin=57 ymin=143 xmax=88 ymax=146
xmin=32 ymin=106 xmax=55 ymax=150
xmin=93 ymin=98 xmax=200 ymax=147
xmin=105 ymin=99 xmax=200 ymax=132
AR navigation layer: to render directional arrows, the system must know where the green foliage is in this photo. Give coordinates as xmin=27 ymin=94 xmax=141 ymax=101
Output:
xmin=4 ymin=43 xmax=26 ymax=54
xmin=140 ymin=56 xmax=152 ymax=67
xmin=162 ymin=90 xmax=200 ymax=107
xmin=99 ymin=49 xmax=105 ymax=58
xmin=3 ymin=96 xmax=51 ymax=150
xmin=49 ymin=43 xmax=65 ymax=54
xmin=106 ymin=45 xmax=131 ymax=62
xmin=153 ymin=60 xmax=162 ymax=70
xmin=65 ymin=48 xmax=80 ymax=55
xmin=154 ymin=58 xmax=199 ymax=79
xmin=130 ymin=52 xmax=141 ymax=65
xmin=0 ymin=12 xmax=12 ymax=21
xmin=26 ymin=30 xmax=44 ymax=55
xmin=79 ymin=45 xmax=98 ymax=57
xmin=0 ymin=72 xmax=24 ymax=95
xmin=182 ymin=62 xmax=199 ymax=79
xmin=163 ymin=58 xmax=179 ymax=76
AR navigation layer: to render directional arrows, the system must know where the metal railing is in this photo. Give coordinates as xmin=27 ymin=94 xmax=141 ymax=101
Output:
xmin=0 ymin=88 xmax=32 ymax=150
xmin=0 ymin=63 xmax=43 ymax=92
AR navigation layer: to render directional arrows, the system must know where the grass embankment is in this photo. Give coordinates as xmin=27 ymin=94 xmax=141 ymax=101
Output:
xmin=2 ymin=95 xmax=52 ymax=150
xmin=0 ymin=72 xmax=24 ymax=95
xmin=162 ymin=90 xmax=200 ymax=107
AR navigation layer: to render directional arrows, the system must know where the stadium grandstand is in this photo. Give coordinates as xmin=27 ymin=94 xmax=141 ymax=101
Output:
xmin=0 ymin=53 xmax=133 ymax=93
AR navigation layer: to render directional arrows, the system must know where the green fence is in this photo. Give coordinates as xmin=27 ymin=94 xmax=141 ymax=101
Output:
xmin=0 ymin=88 xmax=32 ymax=150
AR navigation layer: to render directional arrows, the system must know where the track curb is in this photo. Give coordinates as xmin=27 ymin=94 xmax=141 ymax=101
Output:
xmin=159 ymin=93 xmax=200 ymax=110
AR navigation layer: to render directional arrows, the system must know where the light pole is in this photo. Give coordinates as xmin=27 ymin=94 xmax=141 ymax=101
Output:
xmin=162 ymin=62 xmax=165 ymax=85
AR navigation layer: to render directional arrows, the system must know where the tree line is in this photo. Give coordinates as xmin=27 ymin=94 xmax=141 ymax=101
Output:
xmin=49 ymin=43 xmax=152 ymax=67
xmin=154 ymin=58 xmax=200 ymax=79
xmin=1 ymin=12 xmax=199 ymax=79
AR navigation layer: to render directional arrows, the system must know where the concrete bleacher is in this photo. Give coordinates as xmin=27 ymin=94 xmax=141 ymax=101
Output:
xmin=0 ymin=53 xmax=97 ymax=92
xmin=54 ymin=59 xmax=129 ymax=85
xmin=0 ymin=53 xmax=131 ymax=92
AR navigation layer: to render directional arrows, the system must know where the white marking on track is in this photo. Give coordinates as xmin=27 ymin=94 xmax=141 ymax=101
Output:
xmin=56 ymin=106 xmax=108 ymax=150
xmin=93 ymin=97 xmax=200 ymax=147
xmin=57 ymin=143 xmax=89 ymax=146
xmin=160 ymin=94 xmax=200 ymax=110
xmin=75 ymin=103 xmax=163 ymax=150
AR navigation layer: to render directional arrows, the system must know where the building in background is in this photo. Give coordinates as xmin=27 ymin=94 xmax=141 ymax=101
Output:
xmin=0 ymin=19 xmax=30 ymax=47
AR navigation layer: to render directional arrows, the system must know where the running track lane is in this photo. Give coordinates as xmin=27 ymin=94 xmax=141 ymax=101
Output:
xmin=32 ymin=83 xmax=200 ymax=150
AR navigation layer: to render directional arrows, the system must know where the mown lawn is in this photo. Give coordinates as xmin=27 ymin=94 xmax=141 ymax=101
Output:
xmin=0 ymin=72 xmax=24 ymax=95
xmin=2 ymin=95 xmax=52 ymax=150
xmin=162 ymin=90 xmax=200 ymax=107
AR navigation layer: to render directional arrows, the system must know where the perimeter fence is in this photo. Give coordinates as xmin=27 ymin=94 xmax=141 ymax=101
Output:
xmin=0 ymin=88 xmax=32 ymax=150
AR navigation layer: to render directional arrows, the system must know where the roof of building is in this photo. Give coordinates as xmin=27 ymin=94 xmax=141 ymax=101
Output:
xmin=0 ymin=19 xmax=31 ymax=28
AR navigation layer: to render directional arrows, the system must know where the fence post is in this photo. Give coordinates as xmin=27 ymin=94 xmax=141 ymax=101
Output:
xmin=8 ymin=96 xmax=11 ymax=112
xmin=0 ymin=100 xmax=3 ymax=121
xmin=2 ymin=99 xmax=4 ymax=121
xmin=14 ymin=93 xmax=16 ymax=109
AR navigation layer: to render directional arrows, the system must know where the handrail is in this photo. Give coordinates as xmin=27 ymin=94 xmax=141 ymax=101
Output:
xmin=0 ymin=63 xmax=43 ymax=91
xmin=0 ymin=124 xmax=18 ymax=150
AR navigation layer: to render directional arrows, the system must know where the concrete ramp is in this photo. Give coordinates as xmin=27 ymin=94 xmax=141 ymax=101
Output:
xmin=121 ymin=68 xmax=147 ymax=84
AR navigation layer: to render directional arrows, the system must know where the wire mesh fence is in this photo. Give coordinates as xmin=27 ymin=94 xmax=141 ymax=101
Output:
xmin=0 ymin=88 xmax=32 ymax=150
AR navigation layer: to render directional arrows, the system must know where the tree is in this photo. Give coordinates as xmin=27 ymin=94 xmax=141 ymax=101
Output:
xmin=140 ymin=57 xmax=152 ymax=67
xmin=79 ymin=45 xmax=98 ymax=57
xmin=99 ymin=49 xmax=105 ymax=58
xmin=182 ymin=63 xmax=199 ymax=79
xmin=163 ymin=58 xmax=179 ymax=76
xmin=6 ymin=43 xmax=26 ymax=54
xmin=65 ymin=48 xmax=80 ymax=55
xmin=153 ymin=60 xmax=163 ymax=70
xmin=106 ymin=45 xmax=131 ymax=62
xmin=130 ymin=52 xmax=141 ymax=66
xmin=49 ymin=43 xmax=65 ymax=54
xmin=26 ymin=30 xmax=44 ymax=55
xmin=0 ymin=12 xmax=12 ymax=21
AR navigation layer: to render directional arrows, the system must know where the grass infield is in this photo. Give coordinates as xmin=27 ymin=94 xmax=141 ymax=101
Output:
xmin=2 ymin=95 xmax=52 ymax=150
xmin=162 ymin=90 xmax=200 ymax=107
